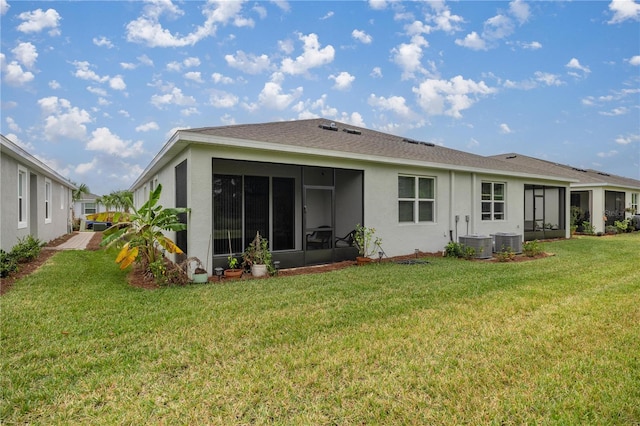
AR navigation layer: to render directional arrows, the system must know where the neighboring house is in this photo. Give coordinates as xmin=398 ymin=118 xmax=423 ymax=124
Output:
xmin=1 ymin=134 xmax=76 ymax=252
xmin=73 ymin=193 xmax=106 ymax=221
xmin=130 ymin=119 xmax=574 ymax=273
xmin=491 ymin=153 xmax=640 ymax=234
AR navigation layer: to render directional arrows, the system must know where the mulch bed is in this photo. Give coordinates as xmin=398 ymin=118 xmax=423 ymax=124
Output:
xmin=1 ymin=237 xmax=553 ymax=295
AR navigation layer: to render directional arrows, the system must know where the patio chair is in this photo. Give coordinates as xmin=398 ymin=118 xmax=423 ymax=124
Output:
xmin=335 ymin=229 xmax=356 ymax=248
xmin=306 ymin=226 xmax=332 ymax=249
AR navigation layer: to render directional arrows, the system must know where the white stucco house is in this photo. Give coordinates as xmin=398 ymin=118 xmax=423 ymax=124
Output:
xmin=72 ymin=192 xmax=107 ymax=221
xmin=130 ymin=119 xmax=575 ymax=273
xmin=1 ymin=134 xmax=76 ymax=252
xmin=491 ymin=153 xmax=640 ymax=234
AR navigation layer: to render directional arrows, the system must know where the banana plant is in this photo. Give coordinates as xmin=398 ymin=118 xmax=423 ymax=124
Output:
xmin=101 ymin=184 xmax=189 ymax=273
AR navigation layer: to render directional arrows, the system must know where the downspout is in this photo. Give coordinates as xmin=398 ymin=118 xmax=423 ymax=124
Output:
xmin=449 ymin=170 xmax=455 ymax=242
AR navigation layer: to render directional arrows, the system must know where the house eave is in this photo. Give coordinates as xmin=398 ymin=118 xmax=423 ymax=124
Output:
xmin=131 ymin=130 xmax=574 ymax=188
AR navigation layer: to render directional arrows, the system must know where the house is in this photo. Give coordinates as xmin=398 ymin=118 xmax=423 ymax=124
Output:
xmin=72 ymin=192 xmax=106 ymax=221
xmin=491 ymin=153 xmax=640 ymax=234
xmin=130 ymin=119 xmax=574 ymax=273
xmin=1 ymin=134 xmax=76 ymax=252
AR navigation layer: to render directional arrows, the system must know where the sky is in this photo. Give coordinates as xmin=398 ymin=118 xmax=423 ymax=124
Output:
xmin=1 ymin=0 xmax=639 ymax=196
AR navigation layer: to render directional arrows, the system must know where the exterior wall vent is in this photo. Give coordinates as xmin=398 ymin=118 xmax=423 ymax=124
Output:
xmin=342 ymin=128 xmax=361 ymax=135
xmin=319 ymin=122 xmax=338 ymax=131
xmin=506 ymin=155 xmax=517 ymax=159
xmin=572 ymin=167 xmax=587 ymax=172
xmin=403 ymin=138 xmax=435 ymax=147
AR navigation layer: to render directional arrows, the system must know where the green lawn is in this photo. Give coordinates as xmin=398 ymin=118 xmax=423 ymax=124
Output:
xmin=1 ymin=235 xmax=639 ymax=425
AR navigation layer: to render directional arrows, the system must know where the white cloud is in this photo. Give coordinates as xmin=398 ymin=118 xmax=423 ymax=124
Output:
xmin=329 ymin=71 xmax=355 ymax=90
xmin=608 ymin=0 xmax=640 ymax=24
xmin=509 ymin=0 xmax=530 ymax=24
xmin=499 ymin=123 xmax=512 ymax=134
xmin=75 ymin=158 xmax=98 ymax=175
xmin=93 ymin=36 xmax=114 ymax=48
xmin=519 ymin=41 xmax=542 ymax=50
xmin=225 ymin=51 xmax=272 ymax=74
xmin=320 ymin=11 xmax=334 ymax=20
xmin=614 ymin=133 xmax=640 ymax=145
xmin=427 ymin=7 xmax=465 ymax=33
xmin=73 ymin=61 xmax=109 ymax=83
xmin=109 ymin=75 xmax=126 ymax=90
xmin=37 ymin=96 xmax=92 ymax=141
xmin=0 ymin=53 xmax=35 ymax=86
xmin=6 ymin=116 xmax=21 ymax=132
xmin=534 ymin=71 xmax=564 ymax=86
xmin=278 ymin=39 xmax=294 ymax=54
xmin=391 ymin=35 xmax=429 ymax=80
xmin=483 ymin=14 xmax=515 ymax=40
xmin=183 ymin=57 xmax=201 ymax=68
xmin=212 ymin=72 xmax=234 ymax=84
xmin=370 ymin=67 xmax=383 ymax=78
xmin=184 ymin=71 xmax=204 ymax=83
xmin=150 ymin=87 xmax=196 ymax=109
xmin=209 ymin=90 xmax=239 ymax=108
xmin=600 ymin=107 xmax=629 ymax=116
xmin=138 ymin=55 xmax=154 ymax=67
xmin=17 ymin=8 xmax=61 ymax=35
xmin=86 ymin=127 xmax=143 ymax=158
xmin=413 ymin=75 xmax=496 ymax=118
xmin=368 ymin=94 xmax=415 ymax=119
xmin=352 ymin=29 xmax=373 ymax=44
xmin=121 ymin=62 xmax=137 ymax=70
xmin=627 ymin=55 xmax=640 ymax=66
xmin=245 ymin=72 xmax=303 ymax=111
xmin=566 ymin=58 xmax=590 ymax=77
xmin=126 ymin=0 xmax=252 ymax=47
xmin=369 ymin=0 xmax=388 ymax=10
xmin=87 ymin=86 xmax=108 ymax=97
xmin=181 ymin=107 xmax=200 ymax=116
xmin=135 ymin=121 xmax=159 ymax=132
xmin=12 ymin=42 xmax=38 ymax=68
xmin=1 ymin=0 xmax=9 ymax=16
xmin=455 ymin=31 xmax=487 ymax=50
xmin=597 ymin=150 xmax=618 ymax=158
xmin=280 ymin=33 xmax=335 ymax=75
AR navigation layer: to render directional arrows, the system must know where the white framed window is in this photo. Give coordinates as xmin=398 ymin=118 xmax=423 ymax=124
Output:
xmin=631 ymin=193 xmax=639 ymax=214
xmin=83 ymin=202 xmax=97 ymax=215
xmin=18 ymin=167 xmax=28 ymax=229
xmin=45 ymin=178 xmax=52 ymax=223
xmin=398 ymin=175 xmax=436 ymax=223
xmin=481 ymin=181 xmax=506 ymax=221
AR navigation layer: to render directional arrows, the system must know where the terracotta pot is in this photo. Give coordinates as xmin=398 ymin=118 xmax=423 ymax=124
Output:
xmin=224 ymin=269 xmax=243 ymax=279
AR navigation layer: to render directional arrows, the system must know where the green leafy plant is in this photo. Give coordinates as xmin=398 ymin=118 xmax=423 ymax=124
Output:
xmin=581 ymin=221 xmax=595 ymax=235
xmin=354 ymin=224 xmax=382 ymax=258
xmin=242 ymin=231 xmax=273 ymax=272
xmin=100 ymin=184 xmax=190 ymax=283
xmin=11 ymin=235 xmax=43 ymax=263
xmin=0 ymin=249 xmax=18 ymax=278
xmin=614 ymin=219 xmax=630 ymax=233
xmin=227 ymin=256 xmax=239 ymax=269
xmin=444 ymin=242 xmax=476 ymax=260
xmin=495 ymin=246 xmax=515 ymax=262
xmin=522 ymin=240 xmax=542 ymax=257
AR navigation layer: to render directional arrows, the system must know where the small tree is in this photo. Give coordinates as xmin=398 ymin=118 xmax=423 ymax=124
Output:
xmin=353 ymin=224 xmax=382 ymax=258
xmin=100 ymin=184 xmax=190 ymax=283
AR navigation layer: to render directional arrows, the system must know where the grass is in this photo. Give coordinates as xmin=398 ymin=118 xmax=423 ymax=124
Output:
xmin=1 ymin=234 xmax=639 ymax=424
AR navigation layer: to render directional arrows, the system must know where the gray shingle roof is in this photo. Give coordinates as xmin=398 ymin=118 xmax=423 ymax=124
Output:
xmin=184 ymin=119 xmax=568 ymax=179
xmin=490 ymin=153 xmax=640 ymax=190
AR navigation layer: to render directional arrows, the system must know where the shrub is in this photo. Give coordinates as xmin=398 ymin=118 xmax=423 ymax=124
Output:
xmin=0 ymin=249 xmax=18 ymax=278
xmin=581 ymin=221 xmax=595 ymax=235
xmin=444 ymin=242 xmax=476 ymax=260
xmin=614 ymin=219 xmax=630 ymax=233
xmin=522 ymin=240 xmax=542 ymax=257
xmin=11 ymin=235 xmax=43 ymax=263
xmin=495 ymin=246 xmax=515 ymax=262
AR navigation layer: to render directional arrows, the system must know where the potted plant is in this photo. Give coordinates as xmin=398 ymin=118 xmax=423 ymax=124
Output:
xmin=353 ymin=223 xmax=382 ymax=265
xmin=224 ymin=255 xmax=243 ymax=279
xmin=180 ymin=257 xmax=208 ymax=283
xmin=242 ymin=231 xmax=273 ymax=277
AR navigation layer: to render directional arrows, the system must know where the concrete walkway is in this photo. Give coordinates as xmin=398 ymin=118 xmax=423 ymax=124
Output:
xmin=50 ymin=231 xmax=95 ymax=250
